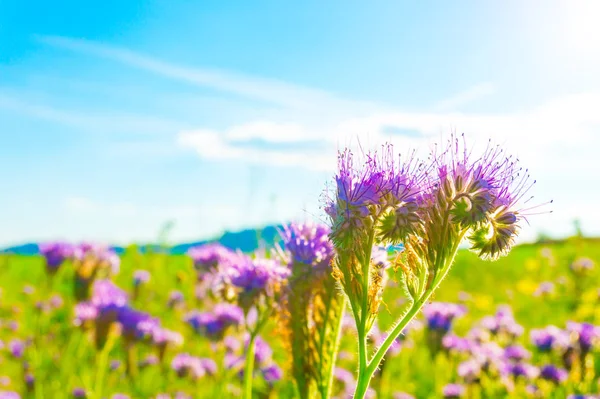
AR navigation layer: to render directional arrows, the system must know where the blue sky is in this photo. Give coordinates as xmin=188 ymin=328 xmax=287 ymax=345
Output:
xmin=1 ymin=1 xmax=600 ymax=246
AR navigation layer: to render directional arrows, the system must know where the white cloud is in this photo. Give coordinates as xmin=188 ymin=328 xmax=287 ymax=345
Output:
xmin=433 ymin=82 xmax=496 ymax=111
xmin=24 ymin=37 xmax=600 ymax=242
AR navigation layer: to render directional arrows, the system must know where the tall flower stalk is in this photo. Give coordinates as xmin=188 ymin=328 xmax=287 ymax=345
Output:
xmin=279 ymin=222 xmax=344 ymax=399
xmin=324 ymin=135 xmax=545 ymax=398
xmin=220 ymin=252 xmax=289 ymax=399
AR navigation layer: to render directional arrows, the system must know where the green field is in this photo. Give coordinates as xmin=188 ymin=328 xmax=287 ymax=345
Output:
xmin=0 ymin=236 xmax=599 ymax=398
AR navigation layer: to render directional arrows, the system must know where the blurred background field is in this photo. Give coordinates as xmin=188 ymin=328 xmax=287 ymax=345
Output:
xmin=1 ymin=233 xmax=599 ymax=398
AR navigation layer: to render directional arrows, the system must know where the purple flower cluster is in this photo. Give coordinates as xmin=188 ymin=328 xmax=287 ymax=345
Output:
xmin=530 ymin=325 xmax=570 ymax=352
xmin=282 ymin=222 xmax=334 ymax=271
xmin=171 ymin=353 xmax=217 ymax=379
xmin=567 ymin=322 xmax=600 ymax=353
xmin=38 ymin=242 xmax=73 ymax=273
xmin=423 ymin=302 xmax=466 ymax=332
xmin=91 ymin=279 xmax=129 ymax=311
xmin=228 ymin=257 xmax=289 ymax=293
xmin=73 ymin=243 xmax=120 ymax=275
xmin=187 ymin=243 xmax=239 ymax=273
xmin=478 ymin=305 xmax=524 ymax=339
xmin=185 ymin=303 xmax=244 ymax=341
xmin=442 ymin=383 xmax=465 ymax=399
xmin=539 ymin=364 xmax=568 ymax=384
xmin=570 ymin=257 xmax=595 ymax=275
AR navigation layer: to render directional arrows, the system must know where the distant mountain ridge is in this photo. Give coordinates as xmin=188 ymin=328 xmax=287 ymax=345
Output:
xmin=0 ymin=225 xmax=284 ymax=256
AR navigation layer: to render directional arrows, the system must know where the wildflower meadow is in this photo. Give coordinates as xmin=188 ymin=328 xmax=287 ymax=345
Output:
xmin=1 ymin=136 xmax=599 ymax=399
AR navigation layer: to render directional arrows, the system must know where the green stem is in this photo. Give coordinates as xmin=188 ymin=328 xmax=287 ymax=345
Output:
xmin=319 ymin=296 xmax=346 ymax=399
xmin=354 ymin=233 xmax=465 ymax=399
xmin=355 ymin=232 xmax=376 ymax=399
xmin=243 ymin=333 xmax=257 ymax=399
xmin=94 ymin=332 xmax=116 ymax=399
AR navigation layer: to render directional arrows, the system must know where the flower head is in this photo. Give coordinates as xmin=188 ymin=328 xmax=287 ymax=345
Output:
xmin=185 ymin=303 xmax=244 ymax=341
xmin=539 ymin=364 xmax=568 ymax=384
xmin=116 ymin=307 xmax=159 ymax=341
xmin=570 ymin=257 xmax=595 ymax=275
xmin=132 ymin=270 xmax=151 ymax=286
xmin=530 ymin=325 xmax=570 ymax=352
xmin=567 ymin=322 xmax=600 ymax=353
xmin=188 ymin=243 xmax=240 ymax=273
xmin=171 ymin=353 xmax=211 ymax=379
xmin=503 ymin=362 xmax=539 ymax=380
xmin=91 ymin=280 xmax=128 ymax=311
xmin=282 ymin=222 xmax=334 ymax=272
xmin=38 ymin=242 xmax=72 ymax=273
xmin=503 ymin=345 xmax=531 ymax=362
xmin=423 ymin=302 xmax=466 ymax=333
xmin=442 ymin=383 xmax=465 ymax=399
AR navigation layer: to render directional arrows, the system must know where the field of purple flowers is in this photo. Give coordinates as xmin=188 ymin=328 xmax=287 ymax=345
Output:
xmin=1 ymin=137 xmax=598 ymax=398
xmin=0 ymin=237 xmax=598 ymax=398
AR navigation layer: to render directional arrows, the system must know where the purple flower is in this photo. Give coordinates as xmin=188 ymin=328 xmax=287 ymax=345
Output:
xmin=188 ymin=243 xmax=239 ymax=272
xmin=199 ymin=358 xmax=218 ymax=376
xmin=503 ymin=363 xmax=539 ymax=380
xmin=457 ymin=359 xmax=481 ymax=383
xmin=262 ymin=364 xmax=282 ymax=384
xmin=478 ymin=305 xmax=523 ymax=338
xmin=570 ymin=257 xmax=595 ymax=274
xmin=530 ymin=325 xmax=570 ymax=352
xmin=171 ymin=353 xmax=213 ymax=379
xmin=168 ymin=290 xmax=184 ymax=307
xmin=0 ymin=392 xmax=20 ymax=399
xmin=229 ymin=256 xmax=289 ymax=293
xmin=442 ymin=383 xmax=465 ymax=398
xmin=282 ymin=222 xmax=334 ymax=270
xmin=8 ymin=339 xmax=24 ymax=358
xmin=72 ymin=388 xmax=87 ymax=398
xmin=38 ymin=242 xmax=72 ymax=273
xmin=325 ymin=145 xmax=421 ymax=246
xmin=109 ymin=360 xmax=121 ymax=370
xmin=91 ymin=280 xmax=128 ymax=311
xmin=393 ymin=393 xmax=416 ymax=399
xmin=534 ymin=281 xmax=555 ymax=297
xmin=442 ymin=334 xmax=473 ymax=353
xmin=139 ymin=354 xmax=159 ymax=368
xmin=132 ymin=270 xmax=151 ymax=286
xmin=116 ymin=307 xmax=159 ymax=341
xmin=73 ymin=243 xmax=120 ymax=275
xmin=423 ymin=302 xmax=466 ymax=332
xmin=111 ymin=394 xmax=130 ymax=399
xmin=539 ymin=364 xmax=568 ymax=384
xmin=185 ymin=304 xmax=243 ymax=341
xmin=334 ymin=367 xmax=355 ymax=394
xmin=503 ymin=345 xmax=531 ymax=362
xmin=152 ymin=327 xmax=184 ymax=347
xmin=49 ymin=294 xmax=64 ymax=309
xmin=252 ymin=336 xmax=274 ymax=365
xmin=74 ymin=302 xmax=98 ymax=327
xmin=567 ymin=322 xmax=600 ymax=353
xmin=430 ymin=135 xmax=542 ymax=260
xmin=471 ymin=341 xmax=504 ymax=369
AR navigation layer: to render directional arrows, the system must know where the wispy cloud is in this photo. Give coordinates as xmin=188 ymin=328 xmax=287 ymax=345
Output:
xmin=433 ymin=82 xmax=496 ymax=111
xmin=27 ymin=37 xmax=600 ymax=186
xmin=36 ymin=35 xmax=356 ymax=110
xmin=0 ymin=92 xmax=188 ymax=135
